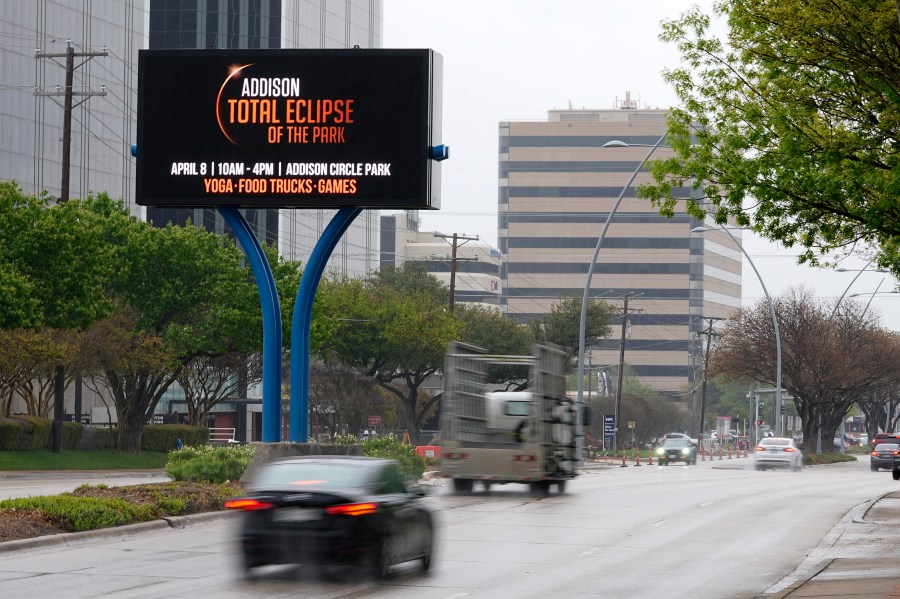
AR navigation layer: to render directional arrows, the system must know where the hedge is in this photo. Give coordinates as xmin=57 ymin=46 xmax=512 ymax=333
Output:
xmin=0 ymin=417 xmax=205 ymax=452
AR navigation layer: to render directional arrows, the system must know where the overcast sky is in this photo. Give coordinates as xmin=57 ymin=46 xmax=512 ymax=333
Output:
xmin=382 ymin=0 xmax=900 ymax=331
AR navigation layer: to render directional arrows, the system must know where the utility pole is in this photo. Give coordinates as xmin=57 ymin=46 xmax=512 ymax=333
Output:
xmin=697 ymin=316 xmax=724 ymax=444
xmin=434 ymin=232 xmax=479 ymax=313
xmin=613 ymin=292 xmax=642 ymax=452
xmin=35 ymin=41 xmax=108 ymax=202
xmin=35 ymin=40 xmax=107 ymax=452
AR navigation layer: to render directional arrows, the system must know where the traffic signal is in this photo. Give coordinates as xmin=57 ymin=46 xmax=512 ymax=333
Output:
xmin=756 ymin=419 xmax=762 ymax=426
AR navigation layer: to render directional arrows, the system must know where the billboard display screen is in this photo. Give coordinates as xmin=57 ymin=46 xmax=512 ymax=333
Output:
xmin=136 ymin=49 xmax=442 ymax=209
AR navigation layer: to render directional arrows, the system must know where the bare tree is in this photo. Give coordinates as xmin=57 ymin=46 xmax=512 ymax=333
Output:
xmin=0 ymin=329 xmax=73 ymax=417
xmin=176 ymin=352 xmax=262 ymax=426
xmin=712 ymin=287 xmax=900 ymax=451
xmin=856 ymin=382 xmax=900 ymax=444
xmin=308 ymin=359 xmax=382 ymax=441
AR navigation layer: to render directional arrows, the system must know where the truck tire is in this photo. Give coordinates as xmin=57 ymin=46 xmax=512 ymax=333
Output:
xmin=556 ymin=480 xmax=567 ymax=494
xmin=482 ymin=481 xmax=493 ymax=493
xmin=893 ymin=468 xmax=900 ymax=481
xmin=530 ymin=481 xmax=550 ymax=498
xmin=453 ymin=478 xmax=474 ymax=493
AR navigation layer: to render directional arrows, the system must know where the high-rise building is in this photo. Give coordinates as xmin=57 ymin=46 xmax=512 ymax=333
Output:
xmin=0 ymin=0 xmax=384 ymax=432
xmin=145 ymin=0 xmax=383 ymax=277
xmin=498 ymin=105 xmax=741 ymax=394
xmin=1 ymin=0 xmax=383 ymax=277
xmin=1 ymin=1 xmax=146 ymax=210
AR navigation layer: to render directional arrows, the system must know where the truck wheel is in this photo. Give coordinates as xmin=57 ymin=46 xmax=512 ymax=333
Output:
xmin=556 ymin=480 xmax=567 ymax=494
xmin=453 ymin=478 xmax=474 ymax=493
xmin=482 ymin=481 xmax=492 ymax=493
xmin=893 ymin=468 xmax=900 ymax=481
xmin=530 ymin=481 xmax=550 ymax=498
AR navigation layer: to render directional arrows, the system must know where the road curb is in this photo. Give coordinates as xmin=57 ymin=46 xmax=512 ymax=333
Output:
xmin=763 ymin=559 xmax=834 ymax=599
xmin=0 ymin=510 xmax=238 ymax=554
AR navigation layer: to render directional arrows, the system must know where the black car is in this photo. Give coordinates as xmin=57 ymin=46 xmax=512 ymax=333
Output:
xmin=871 ymin=443 xmax=899 ymax=471
xmin=225 ymin=455 xmax=434 ymax=579
xmin=655 ymin=438 xmax=697 ymax=465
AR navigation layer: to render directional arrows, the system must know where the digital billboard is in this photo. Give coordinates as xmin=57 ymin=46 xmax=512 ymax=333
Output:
xmin=136 ymin=49 xmax=442 ymax=209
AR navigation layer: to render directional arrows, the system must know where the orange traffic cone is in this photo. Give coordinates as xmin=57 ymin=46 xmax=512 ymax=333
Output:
xmin=647 ymin=451 xmax=653 ymax=466
xmin=621 ymin=449 xmax=628 ymax=467
xmin=728 ymin=445 xmax=733 ymax=459
xmin=635 ymin=451 xmax=642 ymax=467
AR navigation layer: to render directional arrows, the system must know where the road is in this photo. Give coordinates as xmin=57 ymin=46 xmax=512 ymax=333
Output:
xmin=0 ymin=457 xmax=895 ymax=598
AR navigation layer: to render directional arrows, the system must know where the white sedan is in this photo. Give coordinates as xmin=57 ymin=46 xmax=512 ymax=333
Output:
xmin=753 ymin=437 xmax=803 ymax=471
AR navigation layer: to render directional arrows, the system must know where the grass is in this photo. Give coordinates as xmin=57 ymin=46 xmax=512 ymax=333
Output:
xmin=0 ymin=449 xmax=170 ymax=471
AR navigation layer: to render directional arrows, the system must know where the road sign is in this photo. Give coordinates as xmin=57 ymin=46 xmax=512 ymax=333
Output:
xmin=603 ymin=414 xmax=615 ymax=449
xmin=367 ymin=416 xmax=382 ymax=427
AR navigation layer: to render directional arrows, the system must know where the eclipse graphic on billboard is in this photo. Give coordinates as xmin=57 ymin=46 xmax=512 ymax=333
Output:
xmin=136 ymin=49 xmax=442 ymax=209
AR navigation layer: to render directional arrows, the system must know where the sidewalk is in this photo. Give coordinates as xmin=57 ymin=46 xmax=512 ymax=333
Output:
xmin=761 ymin=490 xmax=900 ymax=598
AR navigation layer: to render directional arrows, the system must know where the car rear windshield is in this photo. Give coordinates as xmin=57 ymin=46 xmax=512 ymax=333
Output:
xmin=760 ymin=438 xmax=791 ymax=446
xmin=874 ymin=444 xmax=899 ymax=451
xmin=254 ymin=461 xmax=373 ymax=489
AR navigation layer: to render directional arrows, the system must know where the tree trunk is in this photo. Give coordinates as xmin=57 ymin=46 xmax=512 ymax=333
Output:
xmin=118 ymin=411 xmax=145 ymax=453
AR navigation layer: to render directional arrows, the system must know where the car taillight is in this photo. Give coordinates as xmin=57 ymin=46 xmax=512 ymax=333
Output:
xmin=325 ymin=502 xmax=378 ymax=516
xmin=224 ymin=498 xmax=273 ymax=511
xmin=872 ymin=451 xmax=879 ymax=457
xmin=783 ymin=447 xmax=795 ymax=452
xmin=755 ymin=445 xmax=765 ymax=452
xmin=445 ymin=452 xmax=468 ymax=460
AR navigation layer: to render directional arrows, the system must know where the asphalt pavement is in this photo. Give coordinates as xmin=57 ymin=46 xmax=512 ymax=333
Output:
xmin=2 ymin=464 xmax=900 ymax=598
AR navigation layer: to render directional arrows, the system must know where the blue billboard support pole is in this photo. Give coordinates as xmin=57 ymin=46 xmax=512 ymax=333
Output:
xmin=218 ymin=206 xmax=282 ymax=442
xmin=290 ymin=206 xmax=363 ymax=442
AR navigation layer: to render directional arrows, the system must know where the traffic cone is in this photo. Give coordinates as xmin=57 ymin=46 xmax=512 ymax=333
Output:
xmin=728 ymin=445 xmax=733 ymax=459
xmin=701 ymin=443 xmax=706 ymax=461
xmin=635 ymin=451 xmax=641 ymax=467
xmin=718 ymin=445 xmax=723 ymax=460
xmin=621 ymin=449 xmax=628 ymax=467
xmin=647 ymin=451 xmax=653 ymax=465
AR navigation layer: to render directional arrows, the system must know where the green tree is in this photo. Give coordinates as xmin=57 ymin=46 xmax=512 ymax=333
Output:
xmin=320 ymin=268 xmax=460 ymax=445
xmin=92 ymin=206 xmax=268 ymax=452
xmin=530 ymin=296 xmax=614 ymax=368
xmin=455 ymin=305 xmax=534 ymax=389
xmin=641 ymin=0 xmax=900 ymax=273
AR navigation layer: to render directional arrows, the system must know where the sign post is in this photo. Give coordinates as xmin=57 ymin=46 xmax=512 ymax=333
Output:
xmin=136 ymin=49 xmax=445 ymax=442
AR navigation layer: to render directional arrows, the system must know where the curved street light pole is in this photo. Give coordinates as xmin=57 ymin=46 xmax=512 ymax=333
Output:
xmin=831 ymin=257 xmax=877 ymax=318
xmin=576 ymin=134 xmax=666 ymax=459
xmin=718 ymin=226 xmax=783 ymax=437
xmin=691 ymin=225 xmax=783 ymax=436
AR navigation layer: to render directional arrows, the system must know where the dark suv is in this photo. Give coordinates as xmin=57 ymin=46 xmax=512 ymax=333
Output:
xmin=893 ymin=449 xmax=900 ymax=480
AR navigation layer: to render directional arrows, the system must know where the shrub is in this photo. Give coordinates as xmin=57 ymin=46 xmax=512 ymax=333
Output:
xmin=142 ymin=424 xmax=208 ymax=452
xmin=15 ymin=416 xmax=51 ymax=450
xmin=0 ymin=495 xmax=156 ymax=531
xmin=362 ymin=434 xmax=426 ymax=481
xmin=61 ymin=421 xmax=84 ymax=450
xmin=0 ymin=419 xmax=22 ymax=450
xmin=165 ymin=444 xmax=257 ymax=483
xmin=334 ymin=434 xmax=360 ymax=445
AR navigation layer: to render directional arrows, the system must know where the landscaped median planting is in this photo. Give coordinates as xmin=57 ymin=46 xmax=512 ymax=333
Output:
xmin=0 ymin=481 xmax=243 ymax=543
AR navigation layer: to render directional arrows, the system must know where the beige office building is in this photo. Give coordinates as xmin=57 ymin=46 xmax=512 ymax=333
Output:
xmin=498 ymin=106 xmax=741 ymax=394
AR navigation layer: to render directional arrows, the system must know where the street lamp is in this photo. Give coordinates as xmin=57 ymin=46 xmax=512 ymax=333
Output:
xmin=831 ymin=258 xmax=890 ymax=317
xmin=576 ymin=134 xmax=666 ymax=458
xmin=691 ymin=225 xmax=784 ymax=436
xmin=849 ymin=286 xmax=900 ymax=319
